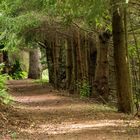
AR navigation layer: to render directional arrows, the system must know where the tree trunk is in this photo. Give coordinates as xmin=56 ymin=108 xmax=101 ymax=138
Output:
xmin=69 ymin=39 xmax=78 ymax=94
xmin=66 ymin=40 xmax=73 ymax=89
xmin=0 ymin=52 xmax=3 ymax=63
xmin=70 ymin=38 xmax=77 ymax=93
xmin=81 ymin=33 xmax=88 ymax=79
xmin=52 ymin=39 xmax=60 ymax=89
xmin=94 ymin=31 xmax=110 ymax=101
xmin=88 ymin=37 xmax=97 ymax=95
xmin=45 ymin=41 xmax=54 ymax=84
xmin=2 ymin=51 xmax=10 ymax=74
xmin=76 ymin=30 xmax=83 ymax=81
xmin=28 ymin=48 xmax=42 ymax=79
xmin=112 ymin=0 xmax=134 ymax=113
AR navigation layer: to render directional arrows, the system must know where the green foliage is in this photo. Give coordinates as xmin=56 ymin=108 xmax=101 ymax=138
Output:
xmin=77 ymin=79 xmax=91 ymax=99
xmin=0 ymin=0 xmax=110 ymax=49
xmin=10 ymin=132 xmax=17 ymax=139
xmin=34 ymin=69 xmax=49 ymax=84
xmin=34 ymin=79 xmax=48 ymax=84
xmin=0 ymin=74 xmax=12 ymax=104
xmin=128 ymin=42 xmax=140 ymax=57
xmin=10 ymin=71 xmax=27 ymax=80
xmin=0 ymin=64 xmax=12 ymax=104
xmin=0 ymin=63 xmax=5 ymax=71
xmin=42 ymin=69 xmax=49 ymax=81
xmin=0 ymin=12 xmax=42 ymax=51
xmin=9 ymin=60 xmax=27 ymax=80
xmin=55 ymin=0 xmax=109 ymax=28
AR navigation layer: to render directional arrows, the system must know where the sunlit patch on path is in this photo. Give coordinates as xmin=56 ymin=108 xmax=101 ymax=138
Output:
xmin=20 ymin=120 xmax=140 ymax=135
xmin=3 ymin=80 xmax=140 ymax=140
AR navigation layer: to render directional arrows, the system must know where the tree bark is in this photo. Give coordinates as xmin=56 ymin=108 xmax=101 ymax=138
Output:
xmin=88 ymin=37 xmax=97 ymax=95
xmin=72 ymin=38 xmax=78 ymax=93
xmin=66 ymin=40 xmax=73 ymax=89
xmin=28 ymin=48 xmax=42 ymax=79
xmin=76 ymin=30 xmax=83 ymax=81
xmin=94 ymin=31 xmax=110 ymax=101
xmin=44 ymin=41 xmax=54 ymax=84
xmin=112 ymin=0 xmax=134 ymax=113
xmin=52 ymin=38 xmax=60 ymax=89
xmin=0 ymin=53 xmax=3 ymax=63
xmin=81 ymin=33 xmax=88 ymax=79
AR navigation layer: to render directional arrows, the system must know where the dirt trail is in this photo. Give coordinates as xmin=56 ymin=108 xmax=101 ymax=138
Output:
xmin=1 ymin=79 xmax=140 ymax=140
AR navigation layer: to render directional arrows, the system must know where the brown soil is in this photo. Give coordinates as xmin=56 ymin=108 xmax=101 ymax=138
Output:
xmin=0 ymin=79 xmax=140 ymax=140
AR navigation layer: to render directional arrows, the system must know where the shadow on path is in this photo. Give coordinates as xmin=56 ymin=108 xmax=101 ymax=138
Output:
xmin=3 ymin=79 xmax=140 ymax=140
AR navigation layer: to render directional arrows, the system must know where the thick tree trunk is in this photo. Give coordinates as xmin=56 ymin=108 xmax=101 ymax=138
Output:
xmin=94 ymin=32 xmax=110 ymax=101
xmin=112 ymin=0 xmax=134 ymax=113
xmin=28 ymin=48 xmax=42 ymax=79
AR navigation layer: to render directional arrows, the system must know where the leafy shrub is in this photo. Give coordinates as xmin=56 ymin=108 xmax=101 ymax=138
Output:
xmin=0 ymin=60 xmax=27 ymax=80
xmin=9 ymin=60 xmax=27 ymax=79
xmin=0 ymin=74 xmax=12 ymax=104
xmin=10 ymin=71 xmax=27 ymax=80
xmin=77 ymin=79 xmax=91 ymax=99
xmin=0 ymin=63 xmax=5 ymax=72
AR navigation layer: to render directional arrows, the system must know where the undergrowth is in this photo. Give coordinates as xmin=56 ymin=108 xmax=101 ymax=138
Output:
xmin=33 ymin=79 xmax=49 ymax=84
xmin=77 ymin=79 xmax=91 ymax=99
xmin=0 ymin=74 xmax=12 ymax=105
xmin=9 ymin=60 xmax=27 ymax=80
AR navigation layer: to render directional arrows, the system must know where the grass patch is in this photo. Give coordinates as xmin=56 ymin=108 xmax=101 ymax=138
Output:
xmin=89 ymin=103 xmax=117 ymax=112
xmin=33 ymin=69 xmax=49 ymax=84
xmin=33 ymin=79 xmax=49 ymax=84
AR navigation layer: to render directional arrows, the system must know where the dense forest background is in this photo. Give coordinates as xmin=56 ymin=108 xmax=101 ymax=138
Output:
xmin=0 ymin=0 xmax=140 ymax=116
xmin=1 ymin=0 xmax=140 ymax=139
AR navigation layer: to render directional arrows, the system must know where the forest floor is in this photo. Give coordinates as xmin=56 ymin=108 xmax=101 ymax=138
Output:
xmin=0 ymin=79 xmax=140 ymax=140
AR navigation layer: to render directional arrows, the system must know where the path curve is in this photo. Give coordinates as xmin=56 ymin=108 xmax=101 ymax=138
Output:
xmin=2 ymin=79 xmax=140 ymax=140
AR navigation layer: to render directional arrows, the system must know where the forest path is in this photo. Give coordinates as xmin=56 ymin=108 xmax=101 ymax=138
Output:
xmin=2 ymin=79 xmax=140 ymax=140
